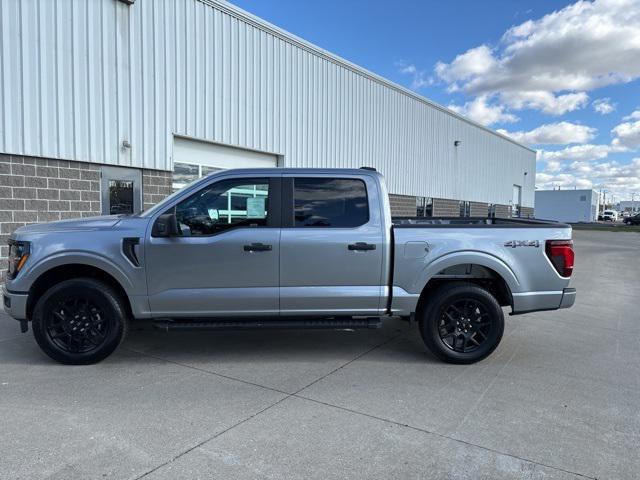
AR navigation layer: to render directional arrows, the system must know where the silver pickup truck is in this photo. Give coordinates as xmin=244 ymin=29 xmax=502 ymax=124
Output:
xmin=3 ymin=168 xmax=575 ymax=365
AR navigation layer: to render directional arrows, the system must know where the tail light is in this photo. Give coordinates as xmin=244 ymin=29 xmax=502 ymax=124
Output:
xmin=545 ymin=240 xmax=574 ymax=277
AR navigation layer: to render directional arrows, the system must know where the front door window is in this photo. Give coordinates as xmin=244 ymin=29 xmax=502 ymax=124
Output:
xmin=174 ymin=178 xmax=270 ymax=236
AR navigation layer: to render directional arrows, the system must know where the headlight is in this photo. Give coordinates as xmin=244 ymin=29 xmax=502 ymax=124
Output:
xmin=7 ymin=240 xmax=30 ymax=279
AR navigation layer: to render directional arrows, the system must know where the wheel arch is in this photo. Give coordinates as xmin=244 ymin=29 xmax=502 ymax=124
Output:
xmin=414 ymin=263 xmax=514 ymax=318
xmin=26 ymin=264 xmax=133 ymax=321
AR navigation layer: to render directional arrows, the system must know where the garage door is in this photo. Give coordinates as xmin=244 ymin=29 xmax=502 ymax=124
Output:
xmin=172 ymin=136 xmax=278 ymax=190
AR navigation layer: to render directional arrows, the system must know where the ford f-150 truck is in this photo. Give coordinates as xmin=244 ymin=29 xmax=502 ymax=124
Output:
xmin=3 ymin=168 xmax=576 ymax=365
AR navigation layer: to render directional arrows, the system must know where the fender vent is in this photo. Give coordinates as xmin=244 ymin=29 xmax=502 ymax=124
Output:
xmin=122 ymin=237 xmax=141 ymax=267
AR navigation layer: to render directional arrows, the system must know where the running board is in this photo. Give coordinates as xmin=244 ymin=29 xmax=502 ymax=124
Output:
xmin=152 ymin=318 xmax=382 ymax=332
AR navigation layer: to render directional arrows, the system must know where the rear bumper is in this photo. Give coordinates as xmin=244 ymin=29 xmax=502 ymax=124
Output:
xmin=511 ymin=287 xmax=576 ymax=314
xmin=559 ymin=287 xmax=576 ymax=309
xmin=2 ymin=285 xmax=28 ymax=320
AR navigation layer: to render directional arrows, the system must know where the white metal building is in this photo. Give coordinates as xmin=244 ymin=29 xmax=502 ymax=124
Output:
xmin=535 ymin=189 xmax=600 ymax=223
xmin=617 ymin=201 xmax=640 ymax=214
xmin=0 ymin=0 xmax=536 ymax=254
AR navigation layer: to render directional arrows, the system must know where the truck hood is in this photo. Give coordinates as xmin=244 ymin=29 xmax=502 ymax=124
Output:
xmin=13 ymin=215 xmax=124 ymax=234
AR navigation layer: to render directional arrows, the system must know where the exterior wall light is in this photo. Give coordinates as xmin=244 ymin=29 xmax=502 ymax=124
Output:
xmin=454 ymin=140 xmax=462 ymax=147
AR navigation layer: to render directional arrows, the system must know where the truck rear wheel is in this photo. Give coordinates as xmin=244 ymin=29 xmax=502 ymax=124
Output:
xmin=32 ymin=278 xmax=129 ymax=365
xmin=418 ymin=283 xmax=504 ymax=364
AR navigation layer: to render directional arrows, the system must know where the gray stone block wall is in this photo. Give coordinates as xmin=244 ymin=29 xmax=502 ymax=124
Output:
xmin=143 ymin=170 xmax=174 ymax=210
xmin=388 ymin=194 xmax=416 ymax=217
xmin=0 ymin=154 xmax=174 ymax=281
xmin=432 ymin=198 xmax=460 ymax=217
xmin=470 ymin=202 xmax=489 ymax=217
xmin=0 ymin=154 xmax=102 ymax=278
xmin=494 ymin=204 xmax=511 ymax=218
xmin=520 ymin=206 xmax=534 ymax=218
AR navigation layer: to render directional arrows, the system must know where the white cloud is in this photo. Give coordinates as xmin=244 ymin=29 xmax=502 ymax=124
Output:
xmin=435 ymin=0 xmax=640 ymax=115
xmin=497 ymin=121 xmax=596 ymax=145
xmin=397 ymin=62 xmax=433 ymax=90
xmin=622 ymin=109 xmax=640 ymax=121
xmin=499 ymin=91 xmax=589 ymax=116
xmin=536 ymin=172 xmax=595 ymax=190
xmin=537 ymin=144 xmax=613 ymax=162
xmin=535 ymin=116 xmax=640 ymax=162
xmin=545 ymin=160 xmax=562 ymax=172
xmin=593 ymin=98 xmax=616 ymax=114
xmin=435 ymin=46 xmax=497 ymax=85
xmin=611 ymin=120 xmax=640 ymax=150
xmin=447 ymin=96 xmax=518 ymax=126
xmin=536 ymin=158 xmax=640 ymax=198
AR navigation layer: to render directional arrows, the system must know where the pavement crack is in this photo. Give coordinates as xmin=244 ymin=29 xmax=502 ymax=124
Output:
xmin=127 ymin=331 xmax=405 ymax=479
xmin=122 ymin=347 xmax=291 ymax=396
xmin=132 ymin=395 xmax=291 ymax=480
xmin=292 ymin=331 xmax=405 ymax=395
xmin=292 ymin=394 xmax=597 ymax=480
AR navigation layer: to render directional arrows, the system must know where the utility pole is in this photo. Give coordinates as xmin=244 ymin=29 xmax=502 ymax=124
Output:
xmin=596 ymin=184 xmax=608 ymax=218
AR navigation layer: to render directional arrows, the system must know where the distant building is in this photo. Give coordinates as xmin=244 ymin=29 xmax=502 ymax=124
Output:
xmin=535 ymin=189 xmax=600 ymax=223
xmin=617 ymin=201 xmax=640 ymax=214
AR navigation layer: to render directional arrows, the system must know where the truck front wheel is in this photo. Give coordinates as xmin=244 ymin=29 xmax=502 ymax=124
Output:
xmin=418 ymin=284 xmax=504 ymax=364
xmin=32 ymin=278 xmax=129 ymax=365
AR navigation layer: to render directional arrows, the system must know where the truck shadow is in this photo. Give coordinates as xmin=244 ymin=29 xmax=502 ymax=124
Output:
xmin=117 ymin=318 xmax=439 ymax=365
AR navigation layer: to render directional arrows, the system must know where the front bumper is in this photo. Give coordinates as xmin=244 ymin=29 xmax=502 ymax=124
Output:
xmin=512 ymin=287 xmax=576 ymax=314
xmin=2 ymin=285 xmax=28 ymax=320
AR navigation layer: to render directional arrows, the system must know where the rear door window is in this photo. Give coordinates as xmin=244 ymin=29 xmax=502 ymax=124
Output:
xmin=293 ymin=178 xmax=369 ymax=228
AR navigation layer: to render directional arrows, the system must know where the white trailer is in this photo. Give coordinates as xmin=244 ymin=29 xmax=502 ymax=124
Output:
xmin=534 ymin=189 xmax=600 ymax=223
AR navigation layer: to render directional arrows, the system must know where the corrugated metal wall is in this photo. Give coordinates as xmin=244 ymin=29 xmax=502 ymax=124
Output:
xmin=0 ymin=0 xmax=536 ymax=207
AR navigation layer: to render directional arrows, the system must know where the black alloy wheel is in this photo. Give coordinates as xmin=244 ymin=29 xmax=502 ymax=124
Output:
xmin=45 ymin=297 xmax=110 ymax=354
xmin=438 ymin=299 xmax=493 ymax=353
xmin=32 ymin=278 xmax=128 ymax=365
xmin=419 ymin=283 xmax=504 ymax=364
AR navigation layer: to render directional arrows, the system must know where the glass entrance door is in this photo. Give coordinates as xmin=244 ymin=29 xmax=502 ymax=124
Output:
xmin=101 ymin=166 xmax=142 ymax=215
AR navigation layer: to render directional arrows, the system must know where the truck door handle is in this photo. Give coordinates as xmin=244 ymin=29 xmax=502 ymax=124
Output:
xmin=243 ymin=243 xmax=272 ymax=252
xmin=348 ymin=242 xmax=376 ymax=251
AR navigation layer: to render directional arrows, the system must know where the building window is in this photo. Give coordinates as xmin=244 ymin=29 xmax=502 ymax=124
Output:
xmin=293 ymin=178 xmax=369 ymax=228
xmin=459 ymin=201 xmax=470 ymax=217
xmin=108 ymin=180 xmax=134 ymax=215
xmin=173 ymin=162 xmax=225 ymax=190
xmin=173 ymin=162 xmax=199 ymax=189
xmin=416 ymin=197 xmax=433 ymax=217
xmin=580 ymin=195 xmax=587 ymax=202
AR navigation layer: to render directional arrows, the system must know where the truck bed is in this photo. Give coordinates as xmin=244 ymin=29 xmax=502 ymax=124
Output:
xmin=390 ymin=216 xmax=574 ymax=316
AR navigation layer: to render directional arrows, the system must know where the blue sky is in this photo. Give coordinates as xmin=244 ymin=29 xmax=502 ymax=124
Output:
xmin=230 ymin=0 xmax=640 ymax=202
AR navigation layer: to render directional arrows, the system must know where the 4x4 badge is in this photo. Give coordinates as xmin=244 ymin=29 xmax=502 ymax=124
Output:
xmin=504 ymin=240 xmax=540 ymax=248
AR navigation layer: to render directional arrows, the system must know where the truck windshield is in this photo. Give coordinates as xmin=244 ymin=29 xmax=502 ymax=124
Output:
xmin=138 ymin=175 xmax=211 ymax=218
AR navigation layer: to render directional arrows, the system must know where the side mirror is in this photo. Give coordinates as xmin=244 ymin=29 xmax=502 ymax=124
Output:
xmin=152 ymin=213 xmax=181 ymax=237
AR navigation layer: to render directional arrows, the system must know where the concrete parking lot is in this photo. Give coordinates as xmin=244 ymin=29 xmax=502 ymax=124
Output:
xmin=0 ymin=230 xmax=638 ymax=480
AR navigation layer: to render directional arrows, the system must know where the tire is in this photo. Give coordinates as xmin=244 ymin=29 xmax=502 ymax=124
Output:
xmin=418 ymin=283 xmax=504 ymax=364
xmin=32 ymin=278 xmax=129 ymax=365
